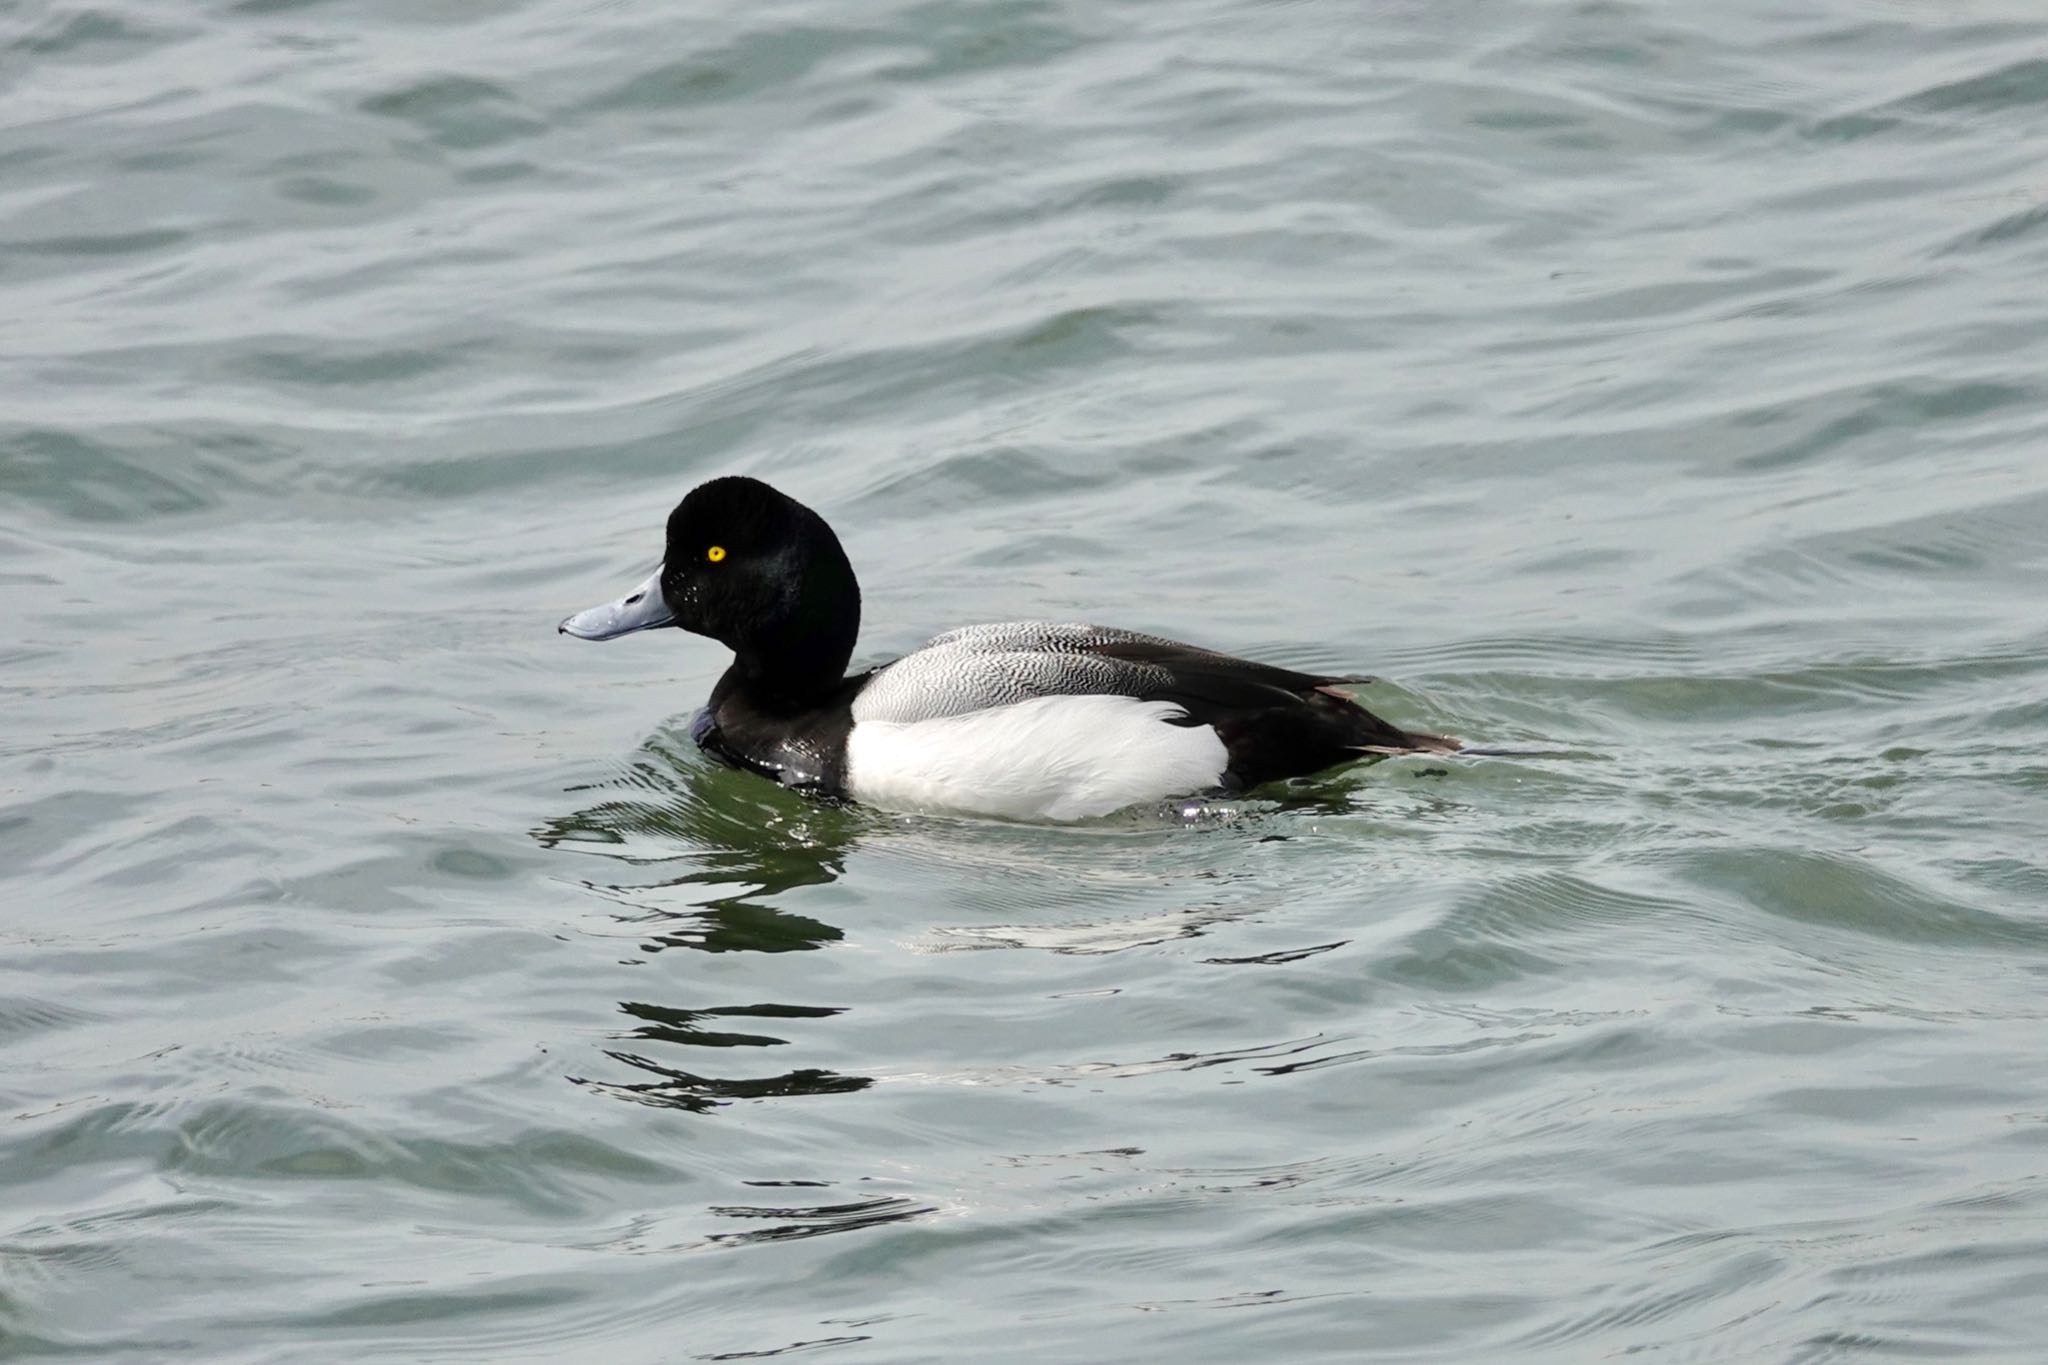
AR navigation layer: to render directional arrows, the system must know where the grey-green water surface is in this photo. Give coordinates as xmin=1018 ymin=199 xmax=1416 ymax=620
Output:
xmin=6 ymin=0 xmax=2048 ymax=1359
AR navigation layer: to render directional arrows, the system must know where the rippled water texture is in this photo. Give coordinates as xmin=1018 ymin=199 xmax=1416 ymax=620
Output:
xmin=7 ymin=0 xmax=2048 ymax=1358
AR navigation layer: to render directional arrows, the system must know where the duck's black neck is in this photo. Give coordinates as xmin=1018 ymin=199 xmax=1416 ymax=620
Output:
xmin=728 ymin=540 xmax=861 ymax=712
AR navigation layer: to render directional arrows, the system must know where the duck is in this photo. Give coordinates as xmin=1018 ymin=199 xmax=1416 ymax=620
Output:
xmin=559 ymin=476 xmax=1458 ymax=821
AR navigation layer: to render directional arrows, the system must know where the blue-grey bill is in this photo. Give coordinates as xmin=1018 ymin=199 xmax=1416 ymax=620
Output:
xmin=559 ymin=568 xmax=675 ymax=640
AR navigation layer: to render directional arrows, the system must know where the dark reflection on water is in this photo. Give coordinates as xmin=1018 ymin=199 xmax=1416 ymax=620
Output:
xmin=580 ymin=1057 xmax=873 ymax=1114
xmin=608 ymin=889 xmax=844 ymax=957
xmin=695 ymin=1336 xmax=876 ymax=1362
xmin=616 ymin=999 xmax=845 ymax=1049
xmin=703 ymin=1195 xmax=935 ymax=1246
xmin=535 ymin=726 xmax=873 ymax=1112
xmin=1202 ymin=939 xmax=1351 ymax=966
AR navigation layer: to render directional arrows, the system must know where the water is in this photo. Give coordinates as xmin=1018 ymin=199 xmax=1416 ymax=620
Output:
xmin=6 ymin=0 xmax=2048 ymax=1358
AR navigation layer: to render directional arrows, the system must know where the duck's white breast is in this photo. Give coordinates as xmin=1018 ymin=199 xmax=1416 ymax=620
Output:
xmin=844 ymin=693 xmax=1229 ymax=822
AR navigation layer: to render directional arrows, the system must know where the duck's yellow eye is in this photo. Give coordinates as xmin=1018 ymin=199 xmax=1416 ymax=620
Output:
xmin=706 ymin=545 xmax=727 ymax=563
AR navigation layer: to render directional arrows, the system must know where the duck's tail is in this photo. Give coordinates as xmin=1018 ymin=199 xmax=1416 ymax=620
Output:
xmin=1349 ymin=730 xmax=1462 ymax=757
xmin=1317 ymin=674 xmax=1575 ymax=759
xmin=1310 ymin=677 xmax=1463 ymax=756
xmin=1351 ymin=736 xmax=1579 ymax=758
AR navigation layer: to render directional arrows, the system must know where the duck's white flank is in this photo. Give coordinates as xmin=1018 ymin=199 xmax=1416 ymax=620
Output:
xmin=844 ymin=693 xmax=1229 ymax=822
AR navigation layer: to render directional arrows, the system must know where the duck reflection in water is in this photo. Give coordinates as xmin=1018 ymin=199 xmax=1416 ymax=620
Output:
xmin=534 ymin=710 xmax=1425 ymax=1113
xmin=534 ymin=718 xmax=872 ymax=1112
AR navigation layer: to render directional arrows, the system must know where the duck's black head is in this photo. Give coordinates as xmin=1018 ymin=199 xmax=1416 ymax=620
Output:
xmin=561 ymin=476 xmax=862 ymax=708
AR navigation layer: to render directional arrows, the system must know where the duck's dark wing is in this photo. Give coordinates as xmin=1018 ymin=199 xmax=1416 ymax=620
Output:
xmin=849 ymin=621 xmax=1452 ymax=789
xmin=1085 ymin=636 xmax=1456 ymax=785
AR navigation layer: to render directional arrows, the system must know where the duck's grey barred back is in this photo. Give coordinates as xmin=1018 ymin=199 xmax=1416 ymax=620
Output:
xmin=849 ymin=621 xmax=1182 ymax=724
xmin=914 ymin=621 xmax=1183 ymax=654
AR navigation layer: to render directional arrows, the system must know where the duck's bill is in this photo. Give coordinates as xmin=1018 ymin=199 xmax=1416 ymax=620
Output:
xmin=559 ymin=568 xmax=676 ymax=640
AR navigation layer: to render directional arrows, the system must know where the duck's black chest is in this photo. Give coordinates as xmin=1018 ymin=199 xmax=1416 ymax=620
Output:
xmin=691 ymin=675 xmax=857 ymax=797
